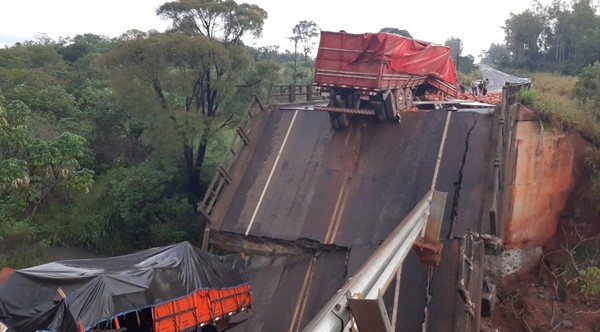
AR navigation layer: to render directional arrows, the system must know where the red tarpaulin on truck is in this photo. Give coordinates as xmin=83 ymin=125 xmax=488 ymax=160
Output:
xmin=350 ymin=32 xmax=458 ymax=86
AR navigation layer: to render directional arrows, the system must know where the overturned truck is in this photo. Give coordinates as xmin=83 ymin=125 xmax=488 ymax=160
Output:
xmin=0 ymin=242 xmax=252 ymax=332
xmin=314 ymin=31 xmax=460 ymax=129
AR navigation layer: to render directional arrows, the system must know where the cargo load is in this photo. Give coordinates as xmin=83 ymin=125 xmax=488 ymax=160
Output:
xmin=0 ymin=242 xmax=252 ymax=332
xmin=314 ymin=31 xmax=459 ymax=129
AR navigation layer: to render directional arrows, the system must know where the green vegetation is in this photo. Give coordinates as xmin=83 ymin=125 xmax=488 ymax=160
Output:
xmin=483 ymin=0 xmax=600 ymax=74
xmin=0 ymin=0 xmax=323 ymax=267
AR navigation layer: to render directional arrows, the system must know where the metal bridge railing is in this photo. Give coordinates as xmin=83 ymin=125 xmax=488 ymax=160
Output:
xmin=199 ymin=95 xmax=265 ymax=217
xmin=302 ymin=190 xmax=447 ymax=332
xmin=267 ymin=83 xmax=321 ymax=104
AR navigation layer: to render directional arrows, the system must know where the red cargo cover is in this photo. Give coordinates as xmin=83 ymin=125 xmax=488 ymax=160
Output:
xmin=315 ymin=31 xmax=458 ymax=91
xmin=351 ymin=32 xmax=458 ymax=85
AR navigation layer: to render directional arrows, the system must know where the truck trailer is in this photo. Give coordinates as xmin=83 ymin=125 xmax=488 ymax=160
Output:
xmin=314 ymin=31 xmax=460 ymax=129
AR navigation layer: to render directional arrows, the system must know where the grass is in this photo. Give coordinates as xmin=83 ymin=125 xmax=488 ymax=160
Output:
xmin=525 ymin=73 xmax=600 ymax=148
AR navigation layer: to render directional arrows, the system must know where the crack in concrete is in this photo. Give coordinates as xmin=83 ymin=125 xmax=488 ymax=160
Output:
xmin=447 ymin=114 xmax=479 ymax=239
xmin=209 ymin=230 xmax=348 ymax=256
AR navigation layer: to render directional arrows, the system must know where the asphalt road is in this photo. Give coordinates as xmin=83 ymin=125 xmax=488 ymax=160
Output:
xmin=217 ymin=107 xmax=494 ymax=331
xmin=479 ymin=63 xmax=527 ymax=92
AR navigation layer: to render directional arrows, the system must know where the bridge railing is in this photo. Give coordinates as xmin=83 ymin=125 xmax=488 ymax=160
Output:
xmin=199 ymin=95 xmax=265 ymax=218
xmin=489 ymin=82 xmax=523 ymax=237
xmin=267 ymin=83 xmax=322 ymax=103
xmin=302 ymin=190 xmax=447 ymax=332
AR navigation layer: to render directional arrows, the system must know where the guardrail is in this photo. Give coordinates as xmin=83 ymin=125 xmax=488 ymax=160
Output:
xmin=267 ymin=83 xmax=322 ymax=103
xmin=488 ymin=82 xmax=523 ymax=236
xmin=302 ymin=190 xmax=447 ymax=332
xmin=199 ymin=95 xmax=265 ymax=217
xmin=454 ymin=232 xmax=485 ymax=331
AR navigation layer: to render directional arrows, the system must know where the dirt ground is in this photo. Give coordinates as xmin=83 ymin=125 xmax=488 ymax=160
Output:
xmin=481 ymin=188 xmax=600 ymax=332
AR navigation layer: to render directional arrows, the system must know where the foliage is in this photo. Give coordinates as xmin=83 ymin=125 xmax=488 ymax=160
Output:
xmin=518 ymin=88 xmax=537 ymax=106
xmin=483 ymin=43 xmax=510 ymax=66
xmin=75 ymin=163 xmax=202 ymax=255
xmin=444 ymin=37 xmax=476 ymax=74
xmin=0 ymin=98 xmax=95 ymax=221
xmin=573 ymin=61 xmax=600 ymax=112
xmin=578 ymin=263 xmax=600 ymax=296
xmin=379 ymin=27 xmax=412 ymax=38
xmin=0 ymin=2 xmax=306 ymax=264
xmin=488 ymin=0 xmax=600 ymax=73
xmin=289 ymin=20 xmax=319 ymax=83
xmin=157 ymin=0 xmax=268 ymax=43
xmin=103 ymin=31 xmax=254 ymax=197
xmin=583 ymin=147 xmax=600 ymax=206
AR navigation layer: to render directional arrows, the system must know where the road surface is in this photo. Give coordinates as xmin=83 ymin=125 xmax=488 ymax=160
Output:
xmin=215 ymin=106 xmax=494 ymax=331
xmin=479 ymin=63 xmax=528 ymax=92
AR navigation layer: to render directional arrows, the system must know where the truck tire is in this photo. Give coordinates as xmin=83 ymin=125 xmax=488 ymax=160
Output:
xmin=373 ymin=102 xmax=387 ymax=122
xmin=383 ymin=92 xmax=396 ymax=121
xmin=328 ymin=112 xmax=340 ymax=130
xmin=393 ymin=89 xmax=406 ymax=114
xmin=337 ymin=113 xmax=350 ymax=129
xmin=404 ymin=88 xmax=414 ymax=109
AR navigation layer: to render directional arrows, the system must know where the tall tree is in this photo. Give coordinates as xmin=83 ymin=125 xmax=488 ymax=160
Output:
xmin=445 ymin=37 xmax=463 ymax=60
xmin=483 ymin=43 xmax=511 ymax=65
xmin=156 ymin=0 xmax=267 ymax=44
xmin=503 ymin=10 xmax=544 ymax=65
xmin=289 ymin=20 xmax=319 ymax=83
xmin=104 ymin=31 xmax=252 ymax=198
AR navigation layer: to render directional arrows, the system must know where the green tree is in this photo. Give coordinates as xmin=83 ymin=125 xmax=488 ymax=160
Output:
xmin=503 ymin=10 xmax=544 ymax=65
xmin=379 ymin=27 xmax=412 ymax=38
xmin=156 ymin=0 xmax=267 ymax=43
xmin=289 ymin=20 xmax=319 ymax=83
xmin=0 ymin=97 xmax=94 ymax=221
xmin=104 ymin=31 xmax=252 ymax=197
xmin=573 ymin=61 xmax=600 ymax=113
xmin=483 ymin=43 xmax=511 ymax=65
xmin=78 ymin=163 xmax=200 ymax=254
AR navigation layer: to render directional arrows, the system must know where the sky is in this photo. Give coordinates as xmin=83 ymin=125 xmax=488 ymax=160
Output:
xmin=0 ymin=0 xmax=553 ymax=60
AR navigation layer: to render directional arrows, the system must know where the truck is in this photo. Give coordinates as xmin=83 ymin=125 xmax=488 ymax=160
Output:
xmin=314 ymin=31 xmax=460 ymax=129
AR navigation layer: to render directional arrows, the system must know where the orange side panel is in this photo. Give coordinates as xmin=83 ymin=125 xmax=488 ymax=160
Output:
xmin=194 ymin=290 xmax=212 ymax=324
xmin=220 ymin=288 xmax=240 ymax=315
xmin=236 ymin=284 xmax=253 ymax=308
xmin=152 ymin=285 xmax=253 ymax=332
xmin=173 ymin=294 xmax=198 ymax=330
xmin=153 ymin=302 xmax=176 ymax=332
xmin=208 ymin=289 xmax=225 ymax=318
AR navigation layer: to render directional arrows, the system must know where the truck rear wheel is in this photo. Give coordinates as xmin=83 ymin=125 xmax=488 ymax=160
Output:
xmin=393 ymin=89 xmax=406 ymax=114
xmin=404 ymin=88 xmax=414 ymax=109
xmin=328 ymin=112 xmax=350 ymax=130
xmin=328 ymin=112 xmax=340 ymax=130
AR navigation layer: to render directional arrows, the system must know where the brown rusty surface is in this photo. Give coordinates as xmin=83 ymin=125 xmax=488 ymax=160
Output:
xmin=413 ymin=237 xmax=443 ymax=266
xmin=504 ymin=121 xmax=585 ymax=248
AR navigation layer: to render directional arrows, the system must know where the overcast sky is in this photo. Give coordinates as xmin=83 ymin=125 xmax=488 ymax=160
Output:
xmin=0 ymin=0 xmax=552 ymax=59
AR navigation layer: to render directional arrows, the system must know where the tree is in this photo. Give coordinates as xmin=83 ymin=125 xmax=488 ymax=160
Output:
xmin=503 ymin=10 xmax=545 ymax=65
xmin=573 ymin=61 xmax=600 ymax=114
xmin=379 ymin=27 xmax=412 ymax=38
xmin=104 ymin=31 xmax=252 ymax=198
xmin=289 ymin=20 xmax=319 ymax=83
xmin=483 ymin=43 xmax=511 ymax=65
xmin=156 ymin=0 xmax=267 ymax=44
xmin=0 ymin=97 xmax=94 ymax=221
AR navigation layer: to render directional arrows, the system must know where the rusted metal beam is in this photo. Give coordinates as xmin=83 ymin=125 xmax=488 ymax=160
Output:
xmin=314 ymin=106 xmax=376 ymax=116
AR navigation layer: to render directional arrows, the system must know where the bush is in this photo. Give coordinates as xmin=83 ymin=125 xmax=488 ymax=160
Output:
xmin=579 ymin=266 xmax=600 ymax=296
xmin=518 ymin=88 xmax=536 ymax=106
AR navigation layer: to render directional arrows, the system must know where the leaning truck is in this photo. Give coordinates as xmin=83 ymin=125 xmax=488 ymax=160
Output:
xmin=313 ymin=31 xmax=460 ymax=129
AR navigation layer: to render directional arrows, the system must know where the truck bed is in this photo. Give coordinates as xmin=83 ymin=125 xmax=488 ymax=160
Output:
xmin=314 ymin=31 xmax=458 ymax=96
